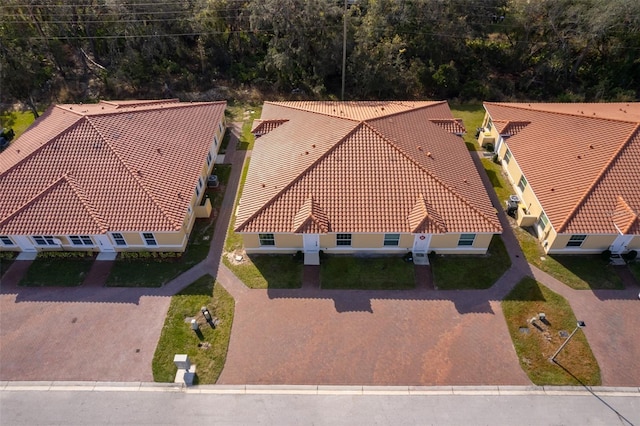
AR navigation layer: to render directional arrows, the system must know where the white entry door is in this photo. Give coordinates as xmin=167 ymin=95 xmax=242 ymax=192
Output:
xmin=303 ymin=234 xmax=319 ymax=252
xmin=413 ymin=234 xmax=431 ymax=253
xmin=95 ymin=235 xmax=116 ymax=252
xmin=610 ymin=234 xmax=633 ymax=254
xmin=13 ymin=236 xmax=37 ymax=252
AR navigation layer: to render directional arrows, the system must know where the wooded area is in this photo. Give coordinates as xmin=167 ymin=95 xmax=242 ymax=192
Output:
xmin=1 ymin=0 xmax=639 ymax=112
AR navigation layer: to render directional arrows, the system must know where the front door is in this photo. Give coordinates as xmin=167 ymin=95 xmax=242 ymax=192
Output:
xmin=412 ymin=234 xmax=431 ymax=253
xmin=610 ymin=234 xmax=633 ymax=254
xmin=13 ymin=236 xmax=37 ymax=252
xmin=303 ymin=234 xmax=319 ymax=252
xmin=95 ymin=235 xmax=115 ymax=252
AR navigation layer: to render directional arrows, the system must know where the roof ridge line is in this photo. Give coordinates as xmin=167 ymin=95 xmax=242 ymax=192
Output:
xmin=364 ymin=101 xmax=447 ymax=124
xmin=559 ymin=123 xmax=640 ymax=232
xmin=364 ymin=122 xmax=500 ymax=232
xmin=0 ymin=111 xmax=84 ymax=177
xmin=484 ymin=102 xmax=640 ymax=125
xmin=0 ymin=175 xmax=67 ymax=227
xmin=85 ymin=100 xmax=223 ymax=118
xmin=87 ymin=118 xmax=181 ymax=231
xmin=264 ymin=101 xmax=360 ymax=122
xmin=235 ymin=122 xmax=362 ymax=232
xmin=63 ymin=174 xmax=109 ymax=233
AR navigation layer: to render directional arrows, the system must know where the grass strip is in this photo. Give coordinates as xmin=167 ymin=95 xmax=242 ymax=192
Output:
xmin=502 ymin=277 xmax=601 ymax=385
xmin=152 ymin=275 xmax=235 ymax=384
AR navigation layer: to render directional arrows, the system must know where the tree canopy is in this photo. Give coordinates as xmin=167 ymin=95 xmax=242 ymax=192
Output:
xmin=1 ymin=0 xmax=638 ymax=107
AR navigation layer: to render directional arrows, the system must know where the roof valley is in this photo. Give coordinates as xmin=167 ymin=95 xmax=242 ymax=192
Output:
xmin=364 ymin=122 xmax=500 ymax=231
xmin=236 ymin=122 xmax=365 ymax=232
xmin=558 ymin=123 xmax=640 ymax=232
xmin=87 ymin=116 xmax=181 ymax=231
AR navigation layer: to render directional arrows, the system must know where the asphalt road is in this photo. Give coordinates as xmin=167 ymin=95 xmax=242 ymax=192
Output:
xmin=1 ymin=387 xmax=639 ymax=425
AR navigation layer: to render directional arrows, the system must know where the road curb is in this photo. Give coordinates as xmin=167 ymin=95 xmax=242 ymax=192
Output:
xmin=2 ymin=381 xmax=639 ymax=396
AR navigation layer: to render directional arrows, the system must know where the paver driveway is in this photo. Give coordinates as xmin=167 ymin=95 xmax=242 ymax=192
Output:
xmin=217 ymin=283 xmax=531 ymax=386
xmin=0 ymin=285 xmax=171 ymax=382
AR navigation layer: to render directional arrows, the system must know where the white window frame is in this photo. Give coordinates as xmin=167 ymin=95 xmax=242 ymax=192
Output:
xmin=69 ymin=235 xmax=93 ymax=246
xmin=111 ymin=232 xmax=127 ymax=246
xmin=458 ymin=234 xmax=476 ymax=246
xmin=196 ymin=176 xmax=204 ymax=198
xmin=142 ymin=232 xmax=158 ymax=246
xmin=336 ymin=233 xmax=352 ymax=246
xmin=383 ymin=233 xmax=400 ymax=246
xmin=518 ymin=175 xmax=528 ymax=192
xmin=69 ymin=235 xmax=94 ymax=246
xmin=214 ymin=135 xmax=219 ymax=146
xmin=258 ymin=233 xmax=275 ymax=246
xmin=504 ymin=148 xmax=512 ymax=164
xmin=32 ymin=235 xmax=57 ymax=246
xmin=566 ymin=234 xmax=586 ymax=247
xmin=536 ymin=213 xmax=549 ymax=236
xmin=0 ymin=235 xmax=15 ymax=246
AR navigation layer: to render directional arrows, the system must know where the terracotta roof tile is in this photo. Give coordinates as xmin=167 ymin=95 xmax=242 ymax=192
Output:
xmin=485 ymin=102 xmax=640 ymax=234
xmin=408 ymin=195 xmax=447 ymax=233
xmin=428 ymin=118 xmax=466 ymax=135
xmin=292 ymin=196 xmax=329 ymax=233
xmin=251 ymin=119 xmax=288 ymax=135
xmin=236 ymin=102 xmax=500 ymax=235
xmin=0 ymin=100 xmax=226 ymax=235
xmin=494 ymin=120 xmax=530 ymax=136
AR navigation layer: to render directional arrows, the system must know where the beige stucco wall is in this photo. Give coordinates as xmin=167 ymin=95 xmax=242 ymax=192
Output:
xmin=241 ymin=232 xmax=495 ymax=255
xmin=627 ymin=236 xmax=640 ymax=251
xmin=429 ymin=233 xmax=493 ymax=254
xmin=279 ymin=234 xmax=303 ymax=248
xmin=549 ymin=233 xmax=621 ymax=254
xmin=430 ymin=234 xmax=460 ymax=248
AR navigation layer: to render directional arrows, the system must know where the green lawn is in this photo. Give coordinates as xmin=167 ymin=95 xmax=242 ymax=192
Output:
xmin=107 ymin=166 xmax=231 ymax=287
xmin=226 ymin=101 xmax=262 ymax=150
xmin=1 ymin=110 xmax=37 ymax=140
xmin=20 ymin=255 xmax=94 ymax=287
xmin=152 ymin=275 xmax=234 ymax=384
xmin=431 ymin=235 xmax=511 ymax=290
xmin=515 ymin=227 xmax=623 ymax=290
xmin=502 ymin=277 xmax=601 ymax=386
xmin=320 ymin=256 xmax=414 ymax=290
xmin=224 ymin=158 xmax=250 ymax=255
xmin=450 ymin=103 xmax=484 ymax=151
xmin=225 ymin=254 xmax=303 ymax=289
xmin=481 ymin=157 xmax=515 ymax=206
xmin=107 ymin=211 xmax=216 ymax=287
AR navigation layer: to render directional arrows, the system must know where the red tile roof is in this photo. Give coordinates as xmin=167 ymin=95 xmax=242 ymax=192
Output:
xmin=251 ymin=119 xmax=289 ymax=136
xmin=235 ymin=101 xmax=500 ymax=235
xmin=484 ymin=102 xmax=640 ymax=234
xmin=0 ymin=99 xmax=226 ymax=235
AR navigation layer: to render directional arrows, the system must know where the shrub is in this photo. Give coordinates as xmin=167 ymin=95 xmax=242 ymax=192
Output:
xmin=37 ymin=251 xmax=94 ymax=259
xmin=622 ymin=250 xmax=637 ymax=262
xmin=0 ymin=251 xmax=17 ymax=260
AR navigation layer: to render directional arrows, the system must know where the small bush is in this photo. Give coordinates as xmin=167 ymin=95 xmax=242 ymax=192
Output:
xmin=0 ymin=251 xmax=17 ymax=260
xmin=37 ymin=251 xmax=93 ymax=259
xmin=119 ymin=251 xmax=180 ymax=261
xmin=622 ymin=250 xmax=637 ymax=262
